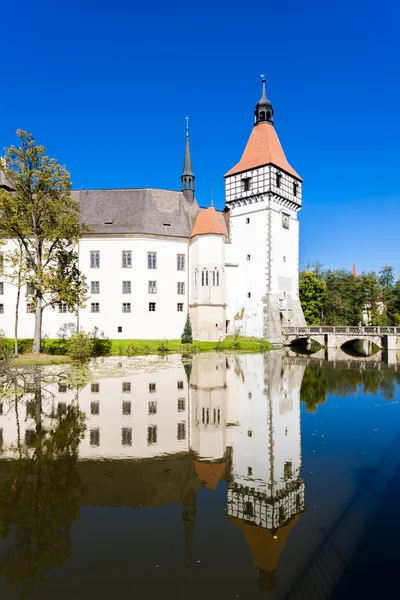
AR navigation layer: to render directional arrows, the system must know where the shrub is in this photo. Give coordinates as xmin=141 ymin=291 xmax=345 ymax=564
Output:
xmin=181 ymin=314 xmax=193 ymax=344
xmin=157 ymin=340 xmax=170 ymax=354
xmin=68 ymin=332 xmax=94 ymax=361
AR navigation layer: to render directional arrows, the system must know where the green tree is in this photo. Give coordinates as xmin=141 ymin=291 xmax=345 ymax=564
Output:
xmin=0 ymin=130 xmax=88 ymax=353
xmin=181 ymin=313 xmax=193 ymax=344
xmin=299 ymin=271 xmax=326 ymax=325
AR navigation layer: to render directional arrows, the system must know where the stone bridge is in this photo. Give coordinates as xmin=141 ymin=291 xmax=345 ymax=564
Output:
xmin=282 ymin=326 xmax=400 ymax=351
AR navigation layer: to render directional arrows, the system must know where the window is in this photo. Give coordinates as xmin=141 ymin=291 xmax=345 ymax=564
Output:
xmin=26 ymin=251 xmax=35 ymax=268
xmin=279 ymin=505 xmax=285 ymax=523
xmin=177 ymin=282 xmax=185 ymax=295
xmin=26 ymin=303 xmax=35 ymax=313
xmin=91 ymin=401 xmax=100 ymax=415
xmin=201 ymin=270 xmax=209 ymax=286
xmin=149 ymin=302 xmax=156 ymax=311
xmin=248 ymin=392 xmax=252 ymax=399
xmin=122 ymin=302 xmax=131 ymax=313
xmin=246 ymin=217 xmax=250 ymax=224
xmin=148 ymin=401 xmax=157 ymax=415
xmin=91 ymin=302 xmax=100 ymax=313
xmin=0 ymin=304 xmax=3 ymax=314
xmin=90 ymin=250 xmax=100 ymax=268
xmin=0 ymin=282 xmax=3 ymax=295
xmin=122 ymin=280 xmax=131 ymax=294
xmin=122 ymin=427 xmax=132 ymax=446
xmin=149 ymin=383 xmax=156 ymax=393
xmin=91 ymin=281 xmax=100 ymax=294
xmin=276 ymin=172 xmax=282 ymax=188
xmin=147 ymin=425 xmax=157 ymax=445
xmin=0 ymin=403 xmax=3 ymax=415
xmin=118 ymin=326 xmax=122 ymax=333
xmin=217 ymin=271 xmax=220 ymax=286
xmin=177 ymin=303 xmax=184 ymax=312
xmin=26 ymin=402 xmax=35 ymax=419
xmin=247 ymin=292 xmax=251 ymax=298
xmin=122 ymin=401 xmax=131 ymax=415
xmin=58 ymin=383 xmax=67 ymax=393
xmin=25 ymin=429 xmax=37 ymax=445
xmin=283 ymin=256 xmax=286 ymax=262
xmin=245 ymin=502 xmax=254 ymax=516
xmin=246 ymin=254 xmax=251 ymax=261
xmin=284 ymin=461 xmax=293 ymax=478
xmin=242 ymin=177 xmax=251 ymax=192
xmin=58 ymin=302 xmax=67 ymax=313
xmin=122 ymin=250 xmax=132 ymax=268
xmin=91 ymin=383 xmax=100 ymax=393
xmin=177 ymin=381 xmax=184 ymax=390
xmin=178 ymin=398 xmax=185 ymax=412
xmin=247 ymin=429 xmax=252 ymax=437
xmin=148 ymin=280 xmax=157 ymax=294
xmin=293 ymin=182 xmax=298 ymax=197
xmin=122 ymin=382 xmax=131 ymax=393
xmin=90 ymin=428 xmax=100 ymax=447
xmin=148 ymin=252 xmax=157 ymax=269
xmin=282 ymin=213 xmax=290 ymax=229
xmin=177 ymin=422 xmax=186 ymax=441
xmin=177 ymin=254 xmax=185 ymax=271
xmin=247 ymin=467 xmax=253 ymax=476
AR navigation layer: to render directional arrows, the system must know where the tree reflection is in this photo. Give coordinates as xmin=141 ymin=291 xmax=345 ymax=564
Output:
xmin=0 ymin=371 xmax=86 ymax=599
xmin=300 ymin=363 xmax=400 ymax=412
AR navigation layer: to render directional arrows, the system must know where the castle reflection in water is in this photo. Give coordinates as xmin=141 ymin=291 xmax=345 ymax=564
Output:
xmin=0 ymin=353 xmax=306 ymax=592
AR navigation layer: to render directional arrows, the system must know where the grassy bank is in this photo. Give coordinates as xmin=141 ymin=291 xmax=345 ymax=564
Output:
xmin=5 ymin=336 xmax=272 ymax=359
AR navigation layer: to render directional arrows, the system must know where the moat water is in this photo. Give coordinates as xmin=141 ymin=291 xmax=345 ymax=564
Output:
xmin=0 ymin=351 xmax=399 ymax=599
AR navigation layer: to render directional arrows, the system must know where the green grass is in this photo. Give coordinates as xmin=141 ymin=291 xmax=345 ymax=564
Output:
xmin=3 ymin=336 xmax=272 ymax=359
xmin=11 ymin=354 xmax=72 ymax=367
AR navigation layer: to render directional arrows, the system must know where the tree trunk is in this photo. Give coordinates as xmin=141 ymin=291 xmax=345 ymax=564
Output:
xmin=14 ymin=284 xmax=20 ymax=356
xmin=33 ymin=297 xmax=42 ymax=354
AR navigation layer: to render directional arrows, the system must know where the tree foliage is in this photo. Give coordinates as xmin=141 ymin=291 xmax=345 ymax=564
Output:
xmin=181 ymin=313 xmax=193 ymax=344
xmin=67 ymin=331 xmax=94 ymax=361
xmin=299 ymin=264 xmax=400 ymax=326
xmin=0 ymin=130 xmax=88 ymax=353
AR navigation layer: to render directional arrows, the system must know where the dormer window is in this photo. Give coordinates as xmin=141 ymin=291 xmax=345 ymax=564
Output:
xmin=293 ymin=182 xmax=298 ymax=197
xmin=276 ymin=172 xmax=282 ymax=188
xmin=242 ymin=177 xmax=251 ymax=192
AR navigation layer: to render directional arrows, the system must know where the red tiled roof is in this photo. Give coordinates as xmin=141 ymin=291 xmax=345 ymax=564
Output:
xmin=224 ymin=122 xmax=302 ymax=181
xmin=193 ymin=460 xmax=227 ymax=490
xmin=191 ymin=206 xmax=227 ymax=238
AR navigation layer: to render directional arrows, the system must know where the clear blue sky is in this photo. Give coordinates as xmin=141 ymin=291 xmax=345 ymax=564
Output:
xmin=1 ymin=0 xmax=399 ymax=273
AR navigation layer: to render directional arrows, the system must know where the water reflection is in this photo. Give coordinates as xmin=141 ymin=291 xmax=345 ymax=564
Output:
xmin=0 ymin=353 xmax=399 ymax=598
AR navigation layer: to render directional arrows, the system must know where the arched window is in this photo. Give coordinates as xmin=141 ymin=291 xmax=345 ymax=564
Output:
xmin=267 ymin=111 xmax=271 ymax=120
xmin=259 ymin=111 xmax=266 ymax=121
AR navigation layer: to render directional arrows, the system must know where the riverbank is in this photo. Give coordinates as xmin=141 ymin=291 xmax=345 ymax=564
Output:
xmin=6 ymin=336 xmax=273 ymax=364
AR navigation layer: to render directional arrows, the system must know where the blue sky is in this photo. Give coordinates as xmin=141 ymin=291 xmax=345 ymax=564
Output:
xmin=1 ymin=0 xmax=399 ymax=273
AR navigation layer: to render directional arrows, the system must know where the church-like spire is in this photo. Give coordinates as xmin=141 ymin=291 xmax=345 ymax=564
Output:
xmin=181 ymin=116 xmax=195 ymax=204
xmin=254 ymin=75 xmax=274 ymax=126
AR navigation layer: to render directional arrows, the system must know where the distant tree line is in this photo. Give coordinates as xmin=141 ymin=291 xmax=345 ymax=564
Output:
xmin=299 ymin=263 xmax=400 ymax=326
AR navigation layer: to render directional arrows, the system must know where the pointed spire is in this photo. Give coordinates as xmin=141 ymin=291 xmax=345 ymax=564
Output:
xmin=352 ymin=263 xmax=357 ymax=277
xmin=181 ymin=117 xmax=195 ymax=203
xmin=254 ymin=75 xmax=274 ymax=126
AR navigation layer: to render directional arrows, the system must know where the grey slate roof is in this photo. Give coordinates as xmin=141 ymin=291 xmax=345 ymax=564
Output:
xmin=73 ymin=188 xmax=201 ymax=237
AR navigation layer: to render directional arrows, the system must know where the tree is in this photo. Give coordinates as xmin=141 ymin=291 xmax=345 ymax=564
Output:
xmin=0 ymin=130 xmax=88 ymax=353
xmin=299 ymin=271 xmax=326 ymax=325
xmin=181 ymin=313 xmax=193 ymax=344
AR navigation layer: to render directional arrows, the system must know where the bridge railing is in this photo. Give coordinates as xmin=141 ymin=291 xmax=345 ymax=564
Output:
xmin=282 ymin=326 xmax=400 ymax=335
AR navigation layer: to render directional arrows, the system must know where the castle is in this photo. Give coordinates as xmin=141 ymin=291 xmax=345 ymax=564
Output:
xmin=0 ymin=79 xmax=306 ymax=342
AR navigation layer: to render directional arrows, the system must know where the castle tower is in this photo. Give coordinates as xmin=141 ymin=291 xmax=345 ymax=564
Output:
xmin=224 ymin=78 xmax=306 ymax=342
xmin=181 ymin=117 xmax=195 ymax=204
xmin=189 ymin=207 xmax=227 ymax=341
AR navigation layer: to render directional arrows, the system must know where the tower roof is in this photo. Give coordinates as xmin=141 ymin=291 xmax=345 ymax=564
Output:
xmin=224 ymin=122 xmax=302 ymax=180
xmin=190 ymin=206 xmax=227 ymax=238
xmin=193 ymin=460 xmax=227 ymax=490
xmin=182 ymin=117 xmax=194 ymax=177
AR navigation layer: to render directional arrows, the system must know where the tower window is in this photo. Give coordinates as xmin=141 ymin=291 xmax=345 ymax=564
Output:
xmin=259 ymin=111 xmax=266 ymax=121
xmin=267 ymin=111 xmax=271 ymax=120
xmin=247 ymin=292 xmax=251 ymax=298
xmin=283 ymin=256 xmax=286 ymax=262
xmin=293 ymin=182 xmax=298 ymax=197
xmin=246 ymin=254 xmax=251 ymax=261
xmin=276 ymin=173 xmax=282 ymax=188
xmin=246 ymin=218 xmax=250 ymax=224
xmin=282 ymin=213 xmax=290 ymax=229
xmin=242 ymin=177 xmax=251 ymax=192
